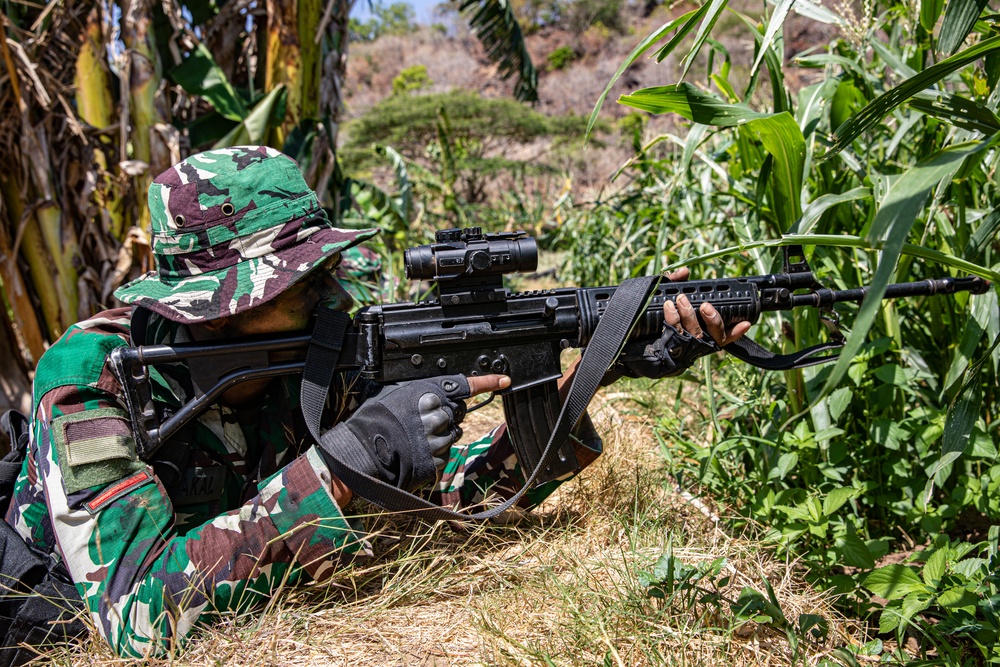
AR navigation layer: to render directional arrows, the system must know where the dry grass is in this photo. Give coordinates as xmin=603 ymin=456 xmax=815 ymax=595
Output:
xmin=37 ymin=387 xmax=855 ymax=667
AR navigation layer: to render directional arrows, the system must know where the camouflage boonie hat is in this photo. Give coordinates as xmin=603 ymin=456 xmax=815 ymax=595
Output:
xmin=114 ymin=146 xmax=378 ymax=322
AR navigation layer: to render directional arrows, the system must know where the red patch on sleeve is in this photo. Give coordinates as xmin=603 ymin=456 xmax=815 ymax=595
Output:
xmin=85 ymin=470 xmax=152 ymax=513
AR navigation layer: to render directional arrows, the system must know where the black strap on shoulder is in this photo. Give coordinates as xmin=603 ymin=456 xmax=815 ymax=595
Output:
xmin=300 ymin=276 xmax=660 ymax=522
xmin=129 ymin=305 xmax=152 ymax=346
xmin=0 ymin=410 xmax=30 ymax=514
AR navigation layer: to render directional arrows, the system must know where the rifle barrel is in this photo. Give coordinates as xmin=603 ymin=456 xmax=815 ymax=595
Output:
xmin=786 ymin=276 xmax=990 ymax=309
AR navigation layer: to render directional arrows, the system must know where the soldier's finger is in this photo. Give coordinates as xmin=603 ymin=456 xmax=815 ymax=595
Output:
xmin=676 ymin=295 xmax=704 ymax=339
xmin=664 ymin=299 xmax=682 ymax=332
xmin=698 ymin=302 xmax=727 ymax=346
xmin=466 ymin=374 xmax=511 ymax=397
xmin=420 ymin=406 xmax=451 ymax=435
xmin=665 ymin=267 xmax=690 ymax=282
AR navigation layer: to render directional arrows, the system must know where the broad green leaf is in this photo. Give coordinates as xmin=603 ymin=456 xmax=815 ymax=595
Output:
xmin=619 ymin=83 xmax=771 ymax=124
xmin=828 ymin=386 xmax=854 ymax=421
xmin=772 ymin=451 xmax=798 ymax=479
xmin=864 ymin=564 xmax=927 ymax=600
xmin=824 ymin=35 xmax=1000 ymax=158
xmin=921 ymin=0 xmax=945 ymax=32
xmin=618 ymin=85 xmax=804 ymax=224
xmin=873 ymin=363 xmax=909 ymax=386
xmin=922 ymin=547 xmax=951 ymax=586
xmin=752 ymin=0 xmax=795 ymax=74
xmin=213 ymin=85 xmax=286 ymax=148
xmin=909 ymin=91 xmax=1000 ymax=133
xmin=937 ymin=586 xmax=979 ymax=608
xmin=840 ymin=525 xmax=875 ymax=569
xmin=830 ymin=79 xmax=867 ymax=134
xmin=952 ymin=557 xmax=989 ymax=577
xmin=586 ymin=8 xmax=702 ymax=142
xmin=939 ymin=0 xmax=990 ymax=54
xmin=796 ymin=78 xmax=840 ymax=137
xmin=820 ymin=142 xmax=990 ymax=397
xmin=747 ymin=112 xmax=806 ymax=224
xmin=824 ymin=487 xmax=857 ymax=516
xmin=170 ymin=43 xmax=248 ymax=122
xmin=680 ymin=0 xmax=731 ymax=81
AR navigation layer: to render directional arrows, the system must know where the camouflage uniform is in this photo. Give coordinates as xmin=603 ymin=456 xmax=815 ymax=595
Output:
xmin=4 ymin=147 xmax=598 ymax=658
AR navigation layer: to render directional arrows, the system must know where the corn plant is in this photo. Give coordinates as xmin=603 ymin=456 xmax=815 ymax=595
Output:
xmin=560 ymin=0 xmax=1000 ymax=661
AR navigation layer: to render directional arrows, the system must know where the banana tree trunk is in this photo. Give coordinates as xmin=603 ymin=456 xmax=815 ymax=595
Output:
xmin=0 ymin=192 xmax=45 ymax=367
xmin=265 ymin=0 xmax=324 ymax=148
xmin=121 ymin=0 xmax=168 ymax=232
xmin=76 ymin=5 xmax=126 ymax=241
xmin=313 ymin=0 xmax=355 ymax=208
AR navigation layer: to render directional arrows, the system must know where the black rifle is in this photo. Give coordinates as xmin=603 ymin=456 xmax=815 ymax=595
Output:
xmin=110 ymin=227 xmax=991 ymax=487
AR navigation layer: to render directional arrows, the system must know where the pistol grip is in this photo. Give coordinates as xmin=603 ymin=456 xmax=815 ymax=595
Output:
xmin=502 ymin=379 xmax=580 ymax=487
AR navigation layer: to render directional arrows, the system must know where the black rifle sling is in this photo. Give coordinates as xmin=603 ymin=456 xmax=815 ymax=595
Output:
xmin=723 ymin=337 xmax=844 ymax=371
xmin=300 ymin=275 xmax=659 ymax=522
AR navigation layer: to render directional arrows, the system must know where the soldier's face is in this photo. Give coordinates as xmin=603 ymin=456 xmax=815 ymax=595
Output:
xmin=224 ymin=254 xmax=354 ymax=336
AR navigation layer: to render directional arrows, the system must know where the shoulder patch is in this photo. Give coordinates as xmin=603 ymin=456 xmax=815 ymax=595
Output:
xmin=84 ymin=470 xmax=154 ymax=514
xmin=51 ymin=408 xmax=146 ymax=494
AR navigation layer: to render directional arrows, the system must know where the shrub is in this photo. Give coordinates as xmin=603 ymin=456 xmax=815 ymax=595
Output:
xmin=546 ymin=45 xmax=576 ymax=71
xmin=391 ymin=65 xmax=432 ymax=96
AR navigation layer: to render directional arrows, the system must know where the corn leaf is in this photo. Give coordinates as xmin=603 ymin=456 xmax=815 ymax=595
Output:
xmin=782 ymin=0 xmax=847 ymax=26
xmin=746 ymin=112 xmax=806 ymax=224
xmin=820 ymin=141 xmax=989 ymax=396
xmin=653 ymin=5 xmax=710 ymax=62
xmin=789 ymin=187 xmax=871 ymax=234
xmin=586 ymin=8 xmax=701 ymax=142
xmin=939 ymin=0 xmax=990 ymax=54
xmin=824 ymin=34 xmax=1000 ymax=159
xmin=752 ymin=0 xmax=795 ymax=74
xmin=680 ymin=0 xmax=731 ymax=81
xmin=619 ymin=83 xmax=771 ymax=125
xmin=964 ymin=208 xmax=1000 ymax=262
xmin=909 ymin=91 xmax=1000 ymax=133
xmin=921 ymin=0 xmax=945 ymax=32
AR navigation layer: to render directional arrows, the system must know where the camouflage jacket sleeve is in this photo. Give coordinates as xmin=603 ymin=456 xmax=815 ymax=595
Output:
xmin=435 ymin=416 xmax=603 ymax=513
xmin=28 ymin=381 xmax=364 ymax=659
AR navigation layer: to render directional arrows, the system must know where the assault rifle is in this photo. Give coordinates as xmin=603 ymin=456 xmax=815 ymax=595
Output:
xmin=110 ymin=227 xmax=990 ymax=487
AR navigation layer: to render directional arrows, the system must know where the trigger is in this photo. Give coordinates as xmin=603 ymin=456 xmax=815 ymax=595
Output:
xmin=467 ymin=392 xmax=496 ymax=413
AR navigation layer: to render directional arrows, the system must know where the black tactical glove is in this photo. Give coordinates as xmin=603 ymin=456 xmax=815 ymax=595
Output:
xmin=316 ymin=375 xmax=471 ymax=491
xmin=603 ymin=323 xmax=721 ymax=383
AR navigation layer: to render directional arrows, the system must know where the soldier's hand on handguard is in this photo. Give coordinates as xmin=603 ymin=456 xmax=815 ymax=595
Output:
xmin=316 ymin=374 xmax=510 ymax=492
xmin=603 ymin=267 xmax=752 ymax=382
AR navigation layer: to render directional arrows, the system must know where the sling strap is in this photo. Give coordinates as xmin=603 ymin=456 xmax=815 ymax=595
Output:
xmin=724 ymin=337 xmax=845 ymax=371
